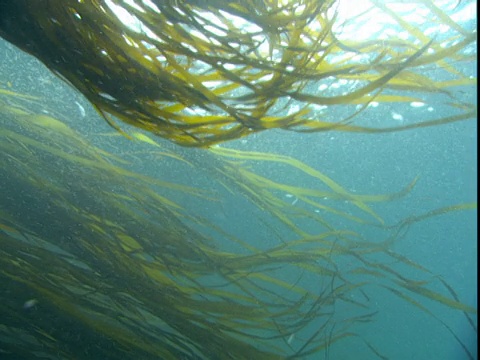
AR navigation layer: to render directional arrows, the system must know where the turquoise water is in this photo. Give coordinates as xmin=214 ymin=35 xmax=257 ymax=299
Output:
xmin=0 ymin=2 xmax=477 ymax=359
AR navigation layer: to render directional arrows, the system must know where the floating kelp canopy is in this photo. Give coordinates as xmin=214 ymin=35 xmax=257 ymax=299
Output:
xmin=0 ymin=0 xmax=476 ymax=146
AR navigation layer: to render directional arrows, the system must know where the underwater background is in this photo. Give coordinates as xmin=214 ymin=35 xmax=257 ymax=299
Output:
xmin=0 ymin=1 xmax=477 ymax=359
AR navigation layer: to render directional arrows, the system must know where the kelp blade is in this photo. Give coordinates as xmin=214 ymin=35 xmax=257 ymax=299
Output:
xmin=0 ymin=0 xmax=476 ymax=146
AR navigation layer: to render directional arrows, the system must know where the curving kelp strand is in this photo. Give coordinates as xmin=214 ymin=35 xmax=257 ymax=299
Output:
xmin=0 ymin=0 xmax=476 ymax=146
xmin=0 ymin=86 xmax=476 ymax=359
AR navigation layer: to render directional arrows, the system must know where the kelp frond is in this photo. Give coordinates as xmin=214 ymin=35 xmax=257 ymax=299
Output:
xmin=0 ymin=0 xmax=476 ymax=146
xmin=1 ymin=85 xmax=477 ymax=359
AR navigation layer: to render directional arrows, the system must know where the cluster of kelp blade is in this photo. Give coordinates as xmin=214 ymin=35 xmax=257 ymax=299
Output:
xmin=0 ymin=0 xmax=476 ymax=146
xmin=0 ymin=88 xmax=476 ymax=359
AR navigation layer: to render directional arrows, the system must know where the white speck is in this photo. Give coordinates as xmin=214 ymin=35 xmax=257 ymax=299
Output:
xmin=75 ymin=101 xmax=86 ymax=118
xmin=285 ymin=194 xmax=294 ymax=198
xmin=23 ymin=299 xmax=38 ymax=309
xmin=391 ymin=111 xmax=404 ymax=122
xmin=368 ymin=101 xmax=379 ymax=108
xmin=291 ymin=197 xmax=298 ymax=205
xmin=427 ymin=107 xmax=434 ymax=112
xmin=314 ymin=209 xmax=320 ymax=213
xmin=287 ymin=333 xmax=295 ymax=345
xmin=410 ymin=101 xmax=425 ymax=108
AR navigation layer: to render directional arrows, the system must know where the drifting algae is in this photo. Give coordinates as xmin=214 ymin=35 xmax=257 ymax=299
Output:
xmin=0 ymin=0 xmax=476 ymax=146
xmin=0 ymin=1 xmax=477 ymax=359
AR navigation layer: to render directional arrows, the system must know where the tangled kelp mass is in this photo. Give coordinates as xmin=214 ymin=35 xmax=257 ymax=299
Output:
xmin=0 ymin=0 xmax=477 ymax=359
xmin=0 ymin=0 xmax=476 ymax=146
xmin=0 ymin=87 xmax=477 ymax=358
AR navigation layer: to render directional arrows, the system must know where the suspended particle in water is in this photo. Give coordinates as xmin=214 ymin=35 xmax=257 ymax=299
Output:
xmin=391 ymin=111 xmax=404 ymax=122
xmin=23 ymin=298 xmax=38 ymax=310
xmin=75 ymin=101 xmax=86 ymax=117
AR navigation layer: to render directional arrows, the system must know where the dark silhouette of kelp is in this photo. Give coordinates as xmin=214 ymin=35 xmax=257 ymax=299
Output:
xmin=0 ymin=0 xmax=476 ymax=146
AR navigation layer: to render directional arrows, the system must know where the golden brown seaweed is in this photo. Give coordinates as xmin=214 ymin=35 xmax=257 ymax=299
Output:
xmin=0 ymin=0 xmax=476 ymax=146
xmin=0 ymin=0 xmax=476 ymax=358
xmin=0 ymin=86 xmax=476 ymax=359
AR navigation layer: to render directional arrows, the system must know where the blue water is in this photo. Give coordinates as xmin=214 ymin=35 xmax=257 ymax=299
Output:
xmin=222 ymin=108 xmax=478 ymax=359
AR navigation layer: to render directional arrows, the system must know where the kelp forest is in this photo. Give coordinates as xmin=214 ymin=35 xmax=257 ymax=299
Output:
xmin=0 ymin=0 xmax=477 ymax=359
